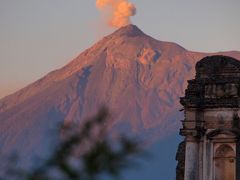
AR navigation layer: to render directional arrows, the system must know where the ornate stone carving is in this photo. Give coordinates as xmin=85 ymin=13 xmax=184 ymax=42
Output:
xmin=177 ymin=55 xmax=240 ymax=180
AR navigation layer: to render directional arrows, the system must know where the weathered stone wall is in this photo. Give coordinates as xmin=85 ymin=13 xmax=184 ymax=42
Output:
xmin=177 ymin=56 xmax=240 ymax=180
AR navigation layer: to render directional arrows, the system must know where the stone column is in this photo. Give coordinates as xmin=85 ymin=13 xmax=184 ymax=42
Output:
xmin=184 ymin=136 xmax=199 ymax=180
xmin=198 ymin=140 xmax=203 ymax=180
xmin=235 ymin=140 xmax=240 ymax=180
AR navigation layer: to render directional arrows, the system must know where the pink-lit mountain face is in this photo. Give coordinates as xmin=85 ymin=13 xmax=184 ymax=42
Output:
xmin=0 ymin=25 xmax=240 ymax=163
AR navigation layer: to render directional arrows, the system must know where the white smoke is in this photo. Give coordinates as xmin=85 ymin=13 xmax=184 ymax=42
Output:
xmin=96 ymin=0 xmax=136 ymax=28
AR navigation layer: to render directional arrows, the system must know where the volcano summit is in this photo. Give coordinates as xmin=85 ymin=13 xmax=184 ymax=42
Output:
xmin=0 ymin=25 xmax=240 ymax=168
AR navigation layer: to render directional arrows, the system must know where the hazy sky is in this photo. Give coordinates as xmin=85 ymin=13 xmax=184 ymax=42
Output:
xmin=1 ymin=0 xmax=240 ymax=98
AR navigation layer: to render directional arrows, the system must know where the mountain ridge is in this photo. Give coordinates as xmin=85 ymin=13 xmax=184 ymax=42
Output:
xmin=0 ymin=24 xmax=240 ymax=165
xmin=0 ymin=24 xmax=187 ymax=112
xmin=1 ymin=25 xmax=238 ymax=109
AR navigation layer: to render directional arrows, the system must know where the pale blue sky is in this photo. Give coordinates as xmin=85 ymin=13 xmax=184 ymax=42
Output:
xmin=1 ymin=0 xmax=240 ymax=98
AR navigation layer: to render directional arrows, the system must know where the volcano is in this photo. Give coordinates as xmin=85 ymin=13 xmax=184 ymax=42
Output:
xmin=0 ymin=25 xmax=240 ymax=174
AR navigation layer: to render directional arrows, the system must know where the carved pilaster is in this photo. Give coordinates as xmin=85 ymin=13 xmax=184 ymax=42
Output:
xmin=177 ymin=55 xmax=240 ymax=180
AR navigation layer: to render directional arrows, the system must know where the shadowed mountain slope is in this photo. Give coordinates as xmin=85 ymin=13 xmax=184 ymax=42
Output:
xmin=0 ymin=25 xmax=240 ymax=166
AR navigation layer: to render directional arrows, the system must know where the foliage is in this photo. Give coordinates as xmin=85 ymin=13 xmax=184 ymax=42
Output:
xmin=4 ymin=107 xmax=141 ymax=180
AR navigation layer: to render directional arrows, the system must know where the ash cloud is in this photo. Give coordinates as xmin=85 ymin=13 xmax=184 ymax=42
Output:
xmin=96 ymin=0 xmax=136 ymax=28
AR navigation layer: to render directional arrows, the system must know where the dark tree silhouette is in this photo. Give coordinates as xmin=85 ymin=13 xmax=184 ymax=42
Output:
xmin=3 ymin=107 xmax=142 ymax=180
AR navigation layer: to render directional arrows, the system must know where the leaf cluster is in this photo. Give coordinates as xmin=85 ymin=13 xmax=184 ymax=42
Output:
xmin=6 ymin=107 xmax=141 ymax=180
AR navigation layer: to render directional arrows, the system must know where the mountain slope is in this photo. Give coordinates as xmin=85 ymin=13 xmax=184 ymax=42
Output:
xmin=0 ymin=25 xmax=240 ymax=165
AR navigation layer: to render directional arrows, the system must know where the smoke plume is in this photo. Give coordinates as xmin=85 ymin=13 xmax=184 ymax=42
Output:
xmin=96 ymin=0 xmax=136 ymax=28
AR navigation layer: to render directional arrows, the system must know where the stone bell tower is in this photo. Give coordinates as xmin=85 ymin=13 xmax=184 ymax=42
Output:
xmin=177 ymin=55 xmax=240 ymax=180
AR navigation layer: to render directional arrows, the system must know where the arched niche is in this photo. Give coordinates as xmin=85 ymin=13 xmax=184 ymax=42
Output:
xmin=214 ymin=144 xmax=235 ymax=180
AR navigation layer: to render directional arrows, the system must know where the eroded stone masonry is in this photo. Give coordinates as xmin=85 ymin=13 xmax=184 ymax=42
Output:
xmin=176 ymin=55 xmax=240 ymax=180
